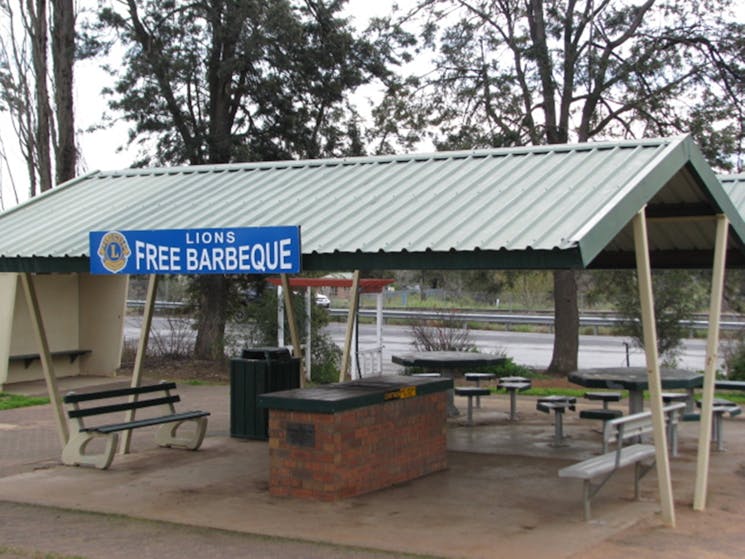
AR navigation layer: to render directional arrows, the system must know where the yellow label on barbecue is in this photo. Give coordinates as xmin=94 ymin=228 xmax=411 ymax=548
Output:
xmin=384 ymin=386 xmax=417 ymax=400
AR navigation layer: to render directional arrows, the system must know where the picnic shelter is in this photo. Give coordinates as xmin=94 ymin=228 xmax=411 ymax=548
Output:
xmin=0 ymin=134 xmax=744 ymax=525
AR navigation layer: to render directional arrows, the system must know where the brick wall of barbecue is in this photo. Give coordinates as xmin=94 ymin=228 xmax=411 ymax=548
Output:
xmin=267 ymin=391 xmax=447 ymax=500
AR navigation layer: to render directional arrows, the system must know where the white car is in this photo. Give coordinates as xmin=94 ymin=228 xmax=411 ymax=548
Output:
xmin=315 ymin=293 xmax=331 ymax=308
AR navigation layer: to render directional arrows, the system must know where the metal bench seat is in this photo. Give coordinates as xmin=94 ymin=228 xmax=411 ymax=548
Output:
xmin=454 ymin=386 xmax=491 ymax=425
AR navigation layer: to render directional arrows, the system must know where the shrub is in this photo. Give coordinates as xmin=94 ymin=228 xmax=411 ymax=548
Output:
xmin=409 ymin=314 xmax=476 ymax=352
xmin=722 ymin=336 xmax=745 ymax=380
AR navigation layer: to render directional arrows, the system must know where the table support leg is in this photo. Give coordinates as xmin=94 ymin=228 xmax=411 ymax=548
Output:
xmin=629 ymin=390 xmax=644 ymax=415
xmin=465 ymin=396 xmax=474 ymax=425
xmin=509 ymin=389 xmax=518 ymax=421
xmin=713 ymin=413 xmax=723 ymax=452
xmin=552 ymin=410 xmax=565 ymax=447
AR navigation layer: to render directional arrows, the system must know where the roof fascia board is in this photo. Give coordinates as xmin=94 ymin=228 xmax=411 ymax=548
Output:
xmin=0 ymin=247 xmax=584 ymax=274
xmin=0 ymin=257 xmax=89 ymax=274
xmin=302 ymin=248 xmax=584 ymax=271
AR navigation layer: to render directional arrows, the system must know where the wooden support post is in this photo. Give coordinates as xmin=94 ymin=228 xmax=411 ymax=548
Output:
xmin=339 ymin=270 xmax=361 ymax=382
xmin=632 ymin=210 xmax=675 ymax=528
xmin=120 ymin=274 xmax=159 ymax=454
xmin=694 ymin=215 xmax=729 ymax=511
xmin=20 ymin=273 xmax=69 ymax=447
xmin=280 ymin=274 xmax=305 ymax=388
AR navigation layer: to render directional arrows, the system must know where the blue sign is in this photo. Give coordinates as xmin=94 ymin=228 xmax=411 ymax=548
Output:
xmin=90 ymin=226 xmax=301 ymax=275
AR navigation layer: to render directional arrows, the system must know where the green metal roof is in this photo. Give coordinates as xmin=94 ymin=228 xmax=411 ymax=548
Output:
xmin=720 ymin=174 xmax=745 ymax=210
xmin=1 ymin=135 xmax=743 ymax=273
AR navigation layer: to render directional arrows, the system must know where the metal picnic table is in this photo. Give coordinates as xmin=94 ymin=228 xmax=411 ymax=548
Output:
xmin=568 ymin=367 xmax=704 ymax=415
xmin=392 ymin=351 xmax=507 ymax=417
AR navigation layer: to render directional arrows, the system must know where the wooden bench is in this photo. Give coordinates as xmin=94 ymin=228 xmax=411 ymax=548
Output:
xmin=62 ymin=381 xmax=210 ymax=470
xmin=9 ymin=349 xmax=91 ymax=369
xmin=558 ymin=402 xmax=685 ymax=521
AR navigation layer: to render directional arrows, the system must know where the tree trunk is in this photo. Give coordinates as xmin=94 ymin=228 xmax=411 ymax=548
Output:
xmin=193 ymin=275 xmax=229 ymax=360
xmin=51 ymin=0 xmax=76 ymax=184
xmin=28 ymin=0 xmax=53 ymax=193
xmin=547 ymin=269 xmax=579 ymax=374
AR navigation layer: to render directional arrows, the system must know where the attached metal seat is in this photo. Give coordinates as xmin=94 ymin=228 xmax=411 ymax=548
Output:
xmin=454 ymin=386 xmax=491 ymax=426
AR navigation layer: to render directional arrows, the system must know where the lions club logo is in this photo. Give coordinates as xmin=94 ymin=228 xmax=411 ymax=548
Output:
xmin=97 ymin=231 xmax=131 ymax=273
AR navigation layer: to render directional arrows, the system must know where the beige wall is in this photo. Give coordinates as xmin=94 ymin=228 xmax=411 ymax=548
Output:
xmin=79 ymin=273 xmax=128 ymax=375
xmin=0 ymin=274 xmax=17 ymax=388
xmin=0 ymin=273 xmax=128 ymax=389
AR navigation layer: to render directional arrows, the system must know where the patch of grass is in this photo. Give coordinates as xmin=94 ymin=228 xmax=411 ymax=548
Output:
xmin=181 ymin=379 xmax=219 ymax=386
xmin=0 ymin=393 xmax=49 ymax=411
xmin=715 ymin=392 xmax=745 ymax=404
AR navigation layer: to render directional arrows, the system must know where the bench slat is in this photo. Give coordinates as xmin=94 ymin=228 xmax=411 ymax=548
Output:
xmin=67 ymin=395 xmax=180 ymax=418
xmin=64 ymin=382 xmax=178 ymax=403
xmin=558 ymin=444 xmax=655 ymax=479
xmin=81 ymin=410 xmax=210 ymax=434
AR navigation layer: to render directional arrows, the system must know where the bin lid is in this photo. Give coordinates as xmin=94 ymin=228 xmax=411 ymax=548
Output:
xmin=241 ymin=347 xmax=292 ymax=360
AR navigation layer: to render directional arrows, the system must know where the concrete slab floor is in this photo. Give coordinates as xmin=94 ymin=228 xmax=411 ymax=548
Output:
xmin=1 ymin=378 xmax=744 ymax=558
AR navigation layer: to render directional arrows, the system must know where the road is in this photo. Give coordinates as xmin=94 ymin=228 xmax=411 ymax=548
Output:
xmin=126 ymin=316 xmax=715 ymax=372
xmin=323 ymin=322 xmax=712 ymax=372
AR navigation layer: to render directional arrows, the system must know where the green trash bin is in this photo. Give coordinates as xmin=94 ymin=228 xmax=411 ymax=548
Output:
xmin=230 ymin=347 xmax=300 ymax=440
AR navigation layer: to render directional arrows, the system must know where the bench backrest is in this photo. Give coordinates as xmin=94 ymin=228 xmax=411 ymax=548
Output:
xmin=603 ymin=402 xmax=685 ymax=448
xmin=64 ymin=382 xmax=180 ymax=420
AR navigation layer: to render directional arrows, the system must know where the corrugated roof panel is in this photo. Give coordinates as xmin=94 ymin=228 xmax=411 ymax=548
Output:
xmin=720 ymin=174 xmax=745 ymax=210
xmin=2 ymin=136 xmax=744 ymax=272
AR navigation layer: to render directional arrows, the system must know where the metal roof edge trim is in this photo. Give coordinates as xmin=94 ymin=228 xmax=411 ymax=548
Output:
xmin=0 ymin=256 xmax=89 ymax=274
xmin=90 ymin=137 xmax=680 ymax=177
xmin=301 ymin=247 xmax=584 ymax=271
xmin=0 ymin=170 xmax=100 ymax=218
xmin=0 ymin=247 xmax=585 ymax=274
xmin=569 ymin=135 xmax=690 ymax=266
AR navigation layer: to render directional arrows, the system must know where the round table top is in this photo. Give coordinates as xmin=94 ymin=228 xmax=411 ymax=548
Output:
xmin=569 ymin=367 xmax=704 ymax=391
xmin=391 ymin=351 xmax=507 ymax=368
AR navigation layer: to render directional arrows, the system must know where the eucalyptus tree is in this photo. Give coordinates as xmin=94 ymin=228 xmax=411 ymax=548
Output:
xmin=91 ymin=0 xmax=404 ymax=359
xmin=375 ymin=0 xmax=745 ymax=372
xmin=589 ymin=270 xmax=709 ymax=366
xmin=0 ymin=0 xmax=77 ymax=199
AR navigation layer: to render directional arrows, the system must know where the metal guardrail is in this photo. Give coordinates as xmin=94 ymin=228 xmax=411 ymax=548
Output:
xmin=126 ymin=300 xmax=745 ymax=331
xmin=127 ymin=300 xmax=186 ymax=310
xmin=328 ymin=308 xmax=745 ymax=332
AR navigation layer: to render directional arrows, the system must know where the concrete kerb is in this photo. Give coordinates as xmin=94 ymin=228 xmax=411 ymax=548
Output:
xmin=1 ymin=377 xmax=744 ymax=558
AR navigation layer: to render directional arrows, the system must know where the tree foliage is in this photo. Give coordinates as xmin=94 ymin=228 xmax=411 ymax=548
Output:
xmin=589 ymin=270 xmax=708 ymax=365
xmin=373 ymin=0 xmax=745 ymax=373
xmin=88 ymin=0 xmax=405 ymax=359
xmin=0 ymin=0 xmax=77 ymax=203
xmin=379 ymin=0 xmax=744 ymax=162
xmin=90 ymin=0 xmax=403 ymax=166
